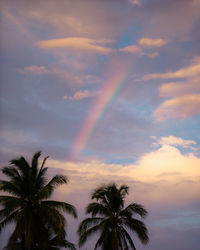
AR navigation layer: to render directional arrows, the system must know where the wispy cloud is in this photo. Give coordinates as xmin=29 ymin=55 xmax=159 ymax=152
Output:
xmin=128 ymin=0 xmax=141 ymax=6
xmin=139 ymin=37 xmax=168 ymax=47
xmin=153 ymin=136 xmax=196 ymax=148
xmin=36 ymin=37 xmax=114 ymax=54
xmin=120 ymin=37 xmax=166 ymax=57
xmin=159 ymin=77 xmax=200 ymax=97
xmin=18 ymin=65 xmax=48 ymax=74
xmin=148 ymin=59 xmax=200 ymax=121
xmin=119 ymin=45 xmax=143 ymax=55
xmin=154 ymin=94 xmax=200 ymax=121
xmin=64 ymin=90 xmax=98 ymax=101
xmin=18 ymin=65 xmax=97 ymax=86
xmin=143 ymin=62 xmax=200 ymax=81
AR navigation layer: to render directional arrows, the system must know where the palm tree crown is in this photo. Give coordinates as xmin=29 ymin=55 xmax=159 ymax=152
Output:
xmin=78 ymin=183 xmax=149 ymax=250
xmin=0 ymin=151 xmax=77 ymax=250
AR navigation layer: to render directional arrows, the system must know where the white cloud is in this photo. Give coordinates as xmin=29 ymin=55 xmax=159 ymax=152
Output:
xmin=153 ymin=136 xmax=196 ymax=148
xmin=48 ymin=137 xmax=200 ymax=205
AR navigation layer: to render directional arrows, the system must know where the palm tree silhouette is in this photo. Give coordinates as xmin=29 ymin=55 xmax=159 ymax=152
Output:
xmin=0 ymin=151 xmax=77 ymax=250
xmin=78 ymin=183 xmax=149 ymax=250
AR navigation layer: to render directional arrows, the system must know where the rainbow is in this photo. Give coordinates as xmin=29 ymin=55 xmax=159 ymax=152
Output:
xmin=71 ymin=58 xmax=132 ymax=160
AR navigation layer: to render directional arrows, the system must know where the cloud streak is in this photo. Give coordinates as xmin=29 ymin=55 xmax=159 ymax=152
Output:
xmin=154 ymin=94 xmax=200 ymax=121
xmin=143 ymin=62 xmax=200 ymax=81
xmin=64 ymin=90 xmax=98 ymax=101
xmin=36 ymin=37 xmax=113 ymax=54
xmin=139 ymin=37 xmax=168 ymax=47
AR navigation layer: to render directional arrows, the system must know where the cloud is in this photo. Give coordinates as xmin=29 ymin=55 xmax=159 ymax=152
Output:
xmin=142 ymin=59 xmax=200 ymax=121
xmin=154 ymin=94 xmax=200 ymax=121
xmin=153 ymin=136 xmax=196 ymax=148
xmin=64 ymin=90 xmax=98 ymax=100
xmin=143 ymin=62 xmax=200 ymax=81
xmin=18 ymin=65 xmax=97 ymax=86
xmin=120 ymin=37 xmax=165 ymax=57
xmin=18 ymin=65 xmax=48 ymax=74
xmin=159 ymin=77 xmax=200 ymax=97
xmin=146 ymin=52 xmax=159 ymax=58
xmin=119 ymin=45 xmax=143 ymax=55
xmin=139 ymin=37 xmax=168 ymax=47
xmin=119 ymin=45 xmax=159 ymax=58
xmin=36 ymin=37 xmax=113 ymax=54
xmin=128 ymin=0 xmax=141 ymax=6
xmin=48 ymin=136 xmax=200 ymax=205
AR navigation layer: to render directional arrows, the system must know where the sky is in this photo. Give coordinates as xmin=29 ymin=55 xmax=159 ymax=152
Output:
xmin=0 ymin=0 xmax=200 ymax=249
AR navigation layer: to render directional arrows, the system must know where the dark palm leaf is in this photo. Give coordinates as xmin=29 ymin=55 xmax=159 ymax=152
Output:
xmin=0 ymin=152 xmax=77 ymax=249
xmin=78 ymin=183 xmax=149 ymax=250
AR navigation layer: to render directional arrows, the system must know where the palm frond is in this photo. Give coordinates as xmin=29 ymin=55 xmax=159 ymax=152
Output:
xmin=37 ymin=175 xmax=68 ymax=199
xmin=31 ymin=151 xmax=41 ymax=180
xmin=121 ymin=203 xmax=148 ymax=218
xmin=0 ymin=181 xmax=21 ymax=197
xmin=40 ymin=204 xmax=66 ymax=234
xmin=119 ymin=184 xmax=129 ymax=198
xmin=86 ymin=202 xmax=109 ymax=217
xmin=124 ymin=217 xmax=149 ymax=244
xmin=0 ymin=209 xmax=20 ymax=233
xmin=79 ymin=222 xmax=103 ymax=247
xmin=0 ymin=196 xmax=22 ymax=219
xmin=1 ymin=167 xmax=20 ymax=180
xmin=10 ymin=157 xmax=30 ymax=176
xmin=50 ymin=236 xmax=76 ymax=250
xmin=120 ymin=226 xmax=136 ymax=250
xmin=41 ymin=200 xmax=77 ymax=218
xmin=78 ymin=217 xmax=103 ymax=235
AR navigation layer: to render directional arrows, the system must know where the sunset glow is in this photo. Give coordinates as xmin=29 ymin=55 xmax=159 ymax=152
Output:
xmin=0 ymin=0 xmax=200 ymax=249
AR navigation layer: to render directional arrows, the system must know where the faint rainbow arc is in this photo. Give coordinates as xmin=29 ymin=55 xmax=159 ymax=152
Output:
xmin=71 ymin=59 xmax=131 ymax=160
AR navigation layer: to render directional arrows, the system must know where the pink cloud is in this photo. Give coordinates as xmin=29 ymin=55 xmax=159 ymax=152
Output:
xmin=64 ymin=90 xmax=98 ymax=101
xmin=18 ymin=65 xmax=48 ymax=74
xmin=159 ymin=77 xmax=200 ymax=97
xmin=154 ymin=94 xmax=200 ymax=121
xmin=128 ymin=0 xmax=141 ymax=6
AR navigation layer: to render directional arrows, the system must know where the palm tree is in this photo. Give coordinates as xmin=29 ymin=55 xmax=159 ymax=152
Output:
xmin=0 ymin=151 xmax=77 ymax=250
xmin=78 ymin=183 xmax=149 ymax=250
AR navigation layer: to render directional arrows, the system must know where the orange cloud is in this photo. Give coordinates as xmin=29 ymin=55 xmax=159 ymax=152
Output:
xmin=119 ymin=45 xmax=143 ymax=55
xmin=154 ymin=94 xmax=200 ymax=121
xmin=139 ymin=37 xmax=168 ymax=47
xmin=36 ymin=37 xmax=113 ymax=54
xmin=143 ymin=62 xmax=200 ymax=81
xmin=151 ymin=59 xmax=200 ymax=121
